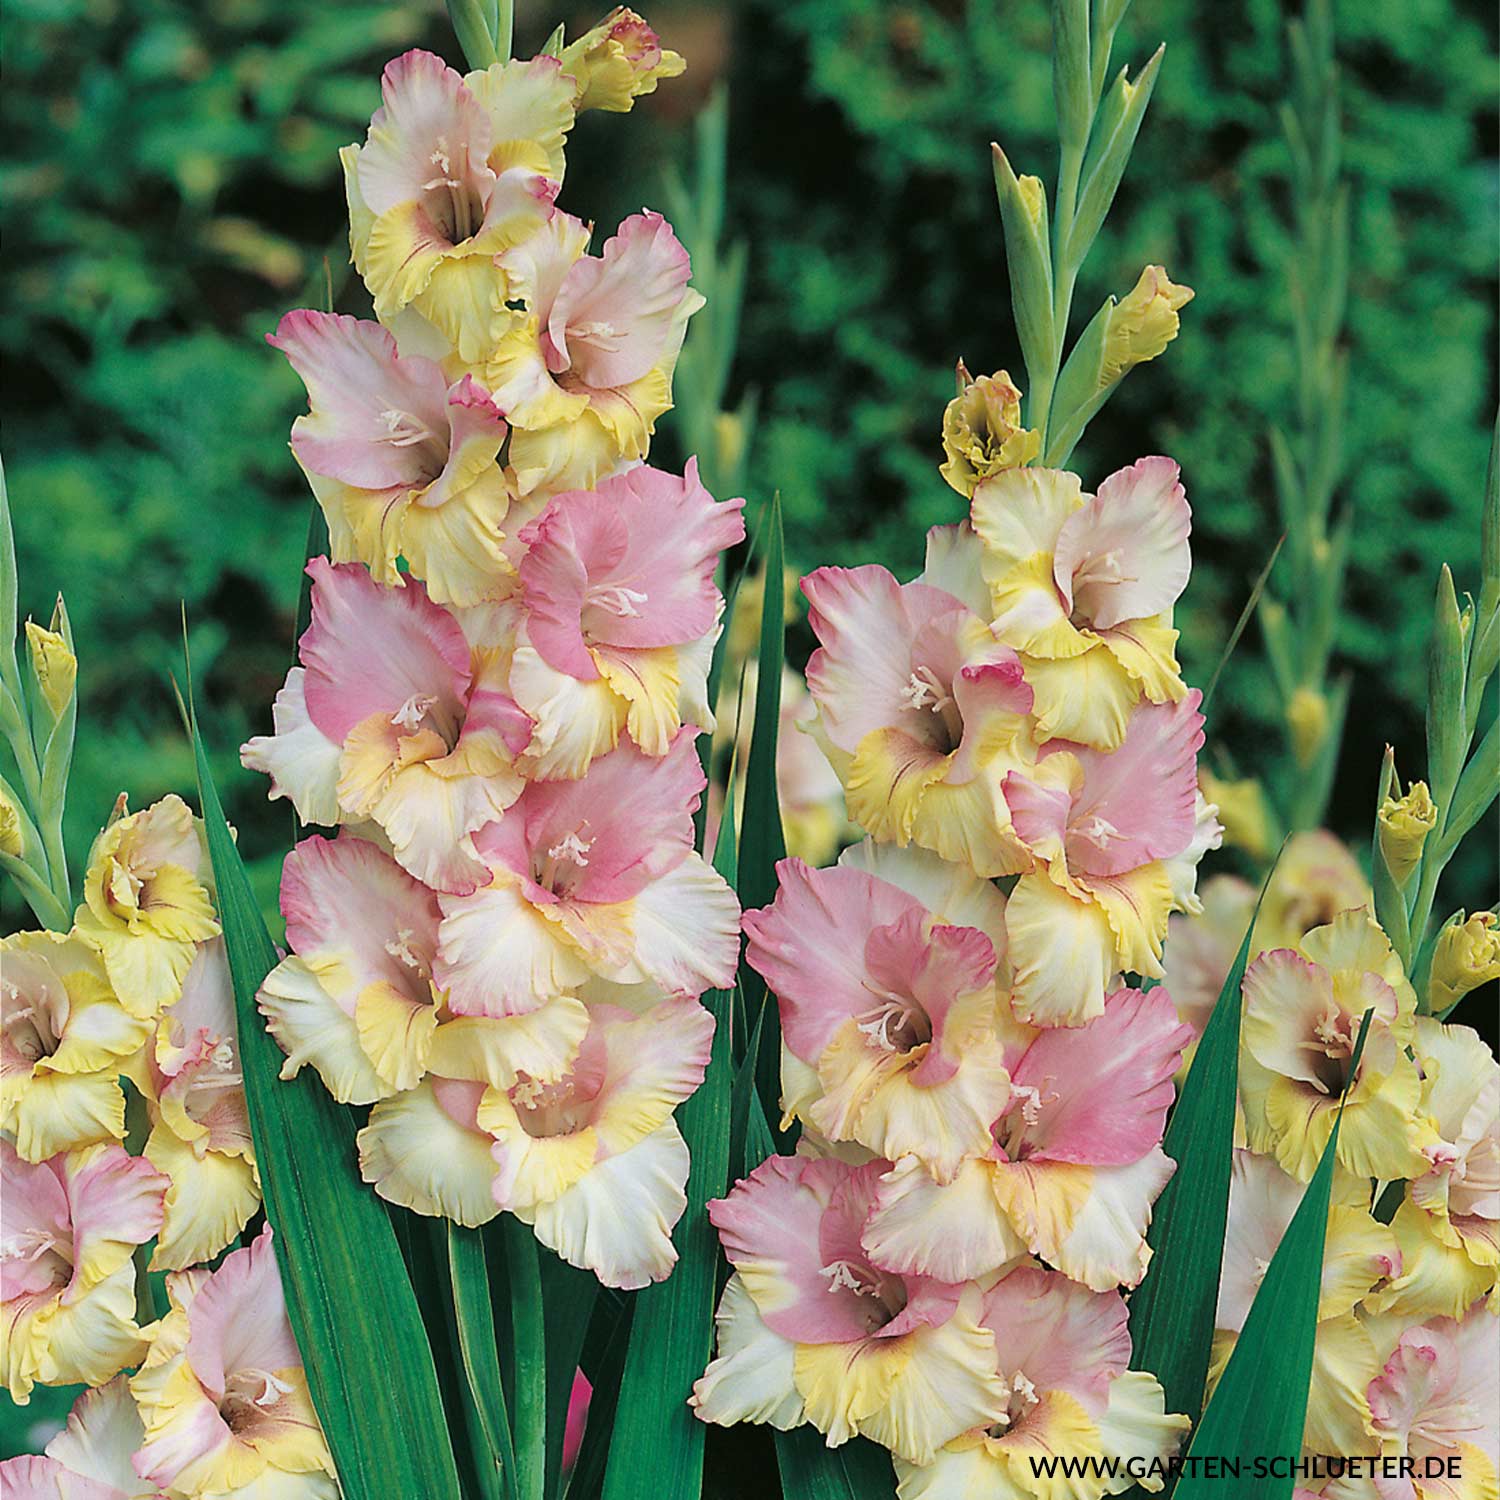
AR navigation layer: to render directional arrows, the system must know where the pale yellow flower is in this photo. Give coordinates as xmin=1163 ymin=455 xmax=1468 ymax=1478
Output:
xmin=1100 ymin=265 xmax=1193 ymax=385
xmin=1378 ymin=780 xmax=1437 ymax=887
xmin=939 ymin=363 xmax=1040 ymax=496
xmin=1428 ymin=911 xmax=1500 ymax=1014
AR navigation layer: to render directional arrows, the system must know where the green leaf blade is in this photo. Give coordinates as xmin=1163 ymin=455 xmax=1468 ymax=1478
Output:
xmin=1127 ymin=856 xmax=1281 ymax=1426
xmin=189 ymin=714 xmax=461 ymax=1500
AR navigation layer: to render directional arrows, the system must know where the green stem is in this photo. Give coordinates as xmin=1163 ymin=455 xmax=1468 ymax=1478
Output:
xmin=0 ymin=686 xmax=44 ymax=816
xmin=1032 ymin=138 xmax=1086 ymax=449
xmin=504 ymin=1217 xmax=545 ymax=1500
xmin=0 ymin=849 xmax=70 ymax=928
xmin=495 ymin=0 xmax=514 ymax=59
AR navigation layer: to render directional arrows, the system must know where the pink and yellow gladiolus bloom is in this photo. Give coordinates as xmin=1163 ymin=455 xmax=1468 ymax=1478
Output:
xmin=1 ymin=1141 xmax=166 ymax=1402
xmin=241 ymin=558 xmax=531 ymax=894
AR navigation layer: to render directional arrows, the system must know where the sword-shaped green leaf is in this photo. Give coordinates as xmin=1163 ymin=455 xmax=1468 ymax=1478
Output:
xmin=1127 ymin=853 xmax=1281 ymax=1427
xmin=1174 ymin=1012 xmax=1374 ymax=1500
xmin=188 ymin=703 xmax=461 ymax=1500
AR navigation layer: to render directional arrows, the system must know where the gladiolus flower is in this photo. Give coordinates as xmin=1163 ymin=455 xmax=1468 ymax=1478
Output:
xmin=558 ymin=7 xmax=686 ymax=112
xmin=241 ymin=558 xmax=531 ymax=894
xmin=1 ymin=930 xmax=150 ymax=1162
xmin=1002 ymin=692 xmax=1207 ymax=1024
xmin=341 ymin=50 xmax=570 ymax=348
xmin=971 ymin=456 xmax=1190 ymax=750
xmin=269 ymin=310 xmax=513 ymax=607
xmin=894 ymin=1266 xmax=1189 ymax=1500
xmin=1240 ymin=911 xmax=1435 ymax=1182
xmin=480 ymin=209 xmax=703 ymax=496
xmin=802 ymin=551 xmax=1037 ymax=878
xmin=140 ymin=939 xmax=259 ymax=1272
xmin=939 ymin=363 xmax=1039 ymax=497
xmin=434 ymin=731 xmax=738 ymax=1014
xmin=357 ymin=1000 xmax=711 ymax=1288
xmin=258 ymin=833 xmax=588 ymax=1105
xmin=1427 ymin=910 xmax=1500 ymax=1015
xmin=692 ymin=1154 xmax=1007 ymax=1465
xmin=130 ymin=1229 xmax=337 ymax=1499
xmin=1378 ymin=780 xmax=1437 ymax=889
xmin=1 ymin=1141 xmax=166 ymax=1403
xmin=1197 ymin=767 xmax=1274 ymax=861
xmin=0 ymin=1374 xmax=164 ymax=1498
xmin=1408 ymin=1019 xmax=1499 ymax=1286
xmin=742 ymin=855 xmax=1011 ymax=1180
xmin=1099 ymin=265 xmax=1193 ymax=386
xmin=73 ymin=795 xmax=219 ymax=1019
xmin=1361 ymin=1303 xmax=1498 ymax=1499
xmin=511 ymin=460 xmax=744 ymax=774
xmin=860 ymin=985 xmax=1189 ymax=1292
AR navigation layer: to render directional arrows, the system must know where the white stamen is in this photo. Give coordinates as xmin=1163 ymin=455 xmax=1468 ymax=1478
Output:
xmin=587 ymin=584 xmax=649 ymax=619
xmin=378 ymin=408 xmax=435 ymax=448
xmin=1009 ymin=1082 xmax=1046 ymax=1128
xmin=390 ymin=694 xmax=438 ymax=732
xmin=568 ymin=318 xmax=624 ymax=352
xmin=854 ymin=999 xmax=916 ymax=1053
xmin=899 ymin=666 xmax=953 ymax=715
xmin=383 ymin=928 xmax=428 ymax=977
xmin=546 ymin=831 xmax=594 ymax=867
xmin=819 ymin=1259 xmax=877 ymax=1297
xmin=1 ymin=1227 xmax=62 ymax=1264
xmin=208 ymin=1039 xmax=235 ymax=1071
xmin=1076 ymin=813 xmax=1120 ymax=848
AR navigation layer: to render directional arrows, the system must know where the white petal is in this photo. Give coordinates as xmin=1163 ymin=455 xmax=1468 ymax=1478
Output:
xmin=690 ymin=1274 xmax=806 ymax=1432
xmin=529 ymin=1120 xmax=689 ymax=1289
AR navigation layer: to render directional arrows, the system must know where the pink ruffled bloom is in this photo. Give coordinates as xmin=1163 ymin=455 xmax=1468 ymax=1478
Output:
xmin=434 ymin=730 xmax=739 ymax=1015
xmin=859 ymin=985 xmax=1190 ymax=1292
xmin=512 ymin=460 xmax=744 ymax=773
xmin=801 ymin=560 xmax=1037 ymax=878
xmin=1362 ymin=1303 xmax=1498 ymax=1500
xmin=268 ymin=310 xmax=511 ymax=607
xmin=241 ymin=558 xmax=532 ymax=894
xmin=130 ymin=1229 xmax=335 ymax=1498
xmin=1 ymin=1141 xmax=167 ymax=1402
xmin=742 ymin=857 xmax=1010 ymax=1179
xmin=692 ymin=1153 xmax=1007 ymax=1465
xmin=1001 ymin=691 xmax=1208 ymax=1024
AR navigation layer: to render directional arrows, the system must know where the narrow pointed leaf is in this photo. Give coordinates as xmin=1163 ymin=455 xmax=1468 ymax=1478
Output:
xmin=1127 ymin=852 xmax=1281 ymax=1427
xmin=1204 ymin=535 xmax=1285 ymax=714
xmin=737 ymin=493 xmax=787 ymax=916
xmin=188 ymin=709 xmax=461 ymax=1500
xmin=599 ymin=812 xmax=739 ymax=1500
xmin=1174 ymin=1013 xmax=1374 ymax=1500
xmin=448 ymin=1224 xmax=517 ymax=1500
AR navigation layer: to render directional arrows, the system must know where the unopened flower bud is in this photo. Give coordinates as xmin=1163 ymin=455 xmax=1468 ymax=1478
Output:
xmin=1428 ymin=911 xmax=1500 ymax=1014
xmin=0 ymin=785 xmax=23 ymax=858
xmin=939 ymin=362 xmax=1040 ymax=496
xmin=1286 ymin=686 xmax=1329 ymax=768
xmin=1101 ymin=265 xmax=1194 ymax=387
xmin=559 ymin=8 xmax=685 ymax=113
xmin=25 ymin=615 xmax=76 ymax=723
xmin=1377 ymin=781 xmax=1437 ymax=888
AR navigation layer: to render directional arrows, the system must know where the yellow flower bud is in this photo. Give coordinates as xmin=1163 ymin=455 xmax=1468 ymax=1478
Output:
xmin=0 ymin=785 xmax=24 ymax=858
xmin=1428 ymin=911 xmax=1500 ymax=1014
xmin=1377 ymin=781 xmax=1437 ymax=888
xmin=1016 ymin=174 xmax=1047 ymax=232
xmin=24 ymin=618 xmax=76 ymax=723
xmin=1101 ymin=265 xmax=1194 ymax=386
xmin=1198 ymin=770 xmax=1273 ymax=862
xmin=939 ymin=362 xmax=1040 ymax=496
xmin=1286 ymin=686 xmax=1330 ymax=767
xmin=558 ymin=8 xmax=685 ymax=113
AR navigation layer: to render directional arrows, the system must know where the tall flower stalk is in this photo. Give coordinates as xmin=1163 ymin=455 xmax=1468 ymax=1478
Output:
xmin=1256 ymin=0 xmax=1353 ymax=830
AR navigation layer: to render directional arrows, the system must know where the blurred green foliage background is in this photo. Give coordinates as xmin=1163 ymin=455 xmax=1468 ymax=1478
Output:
xmin=1 ymin=0 xmax=1495 ymax=914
